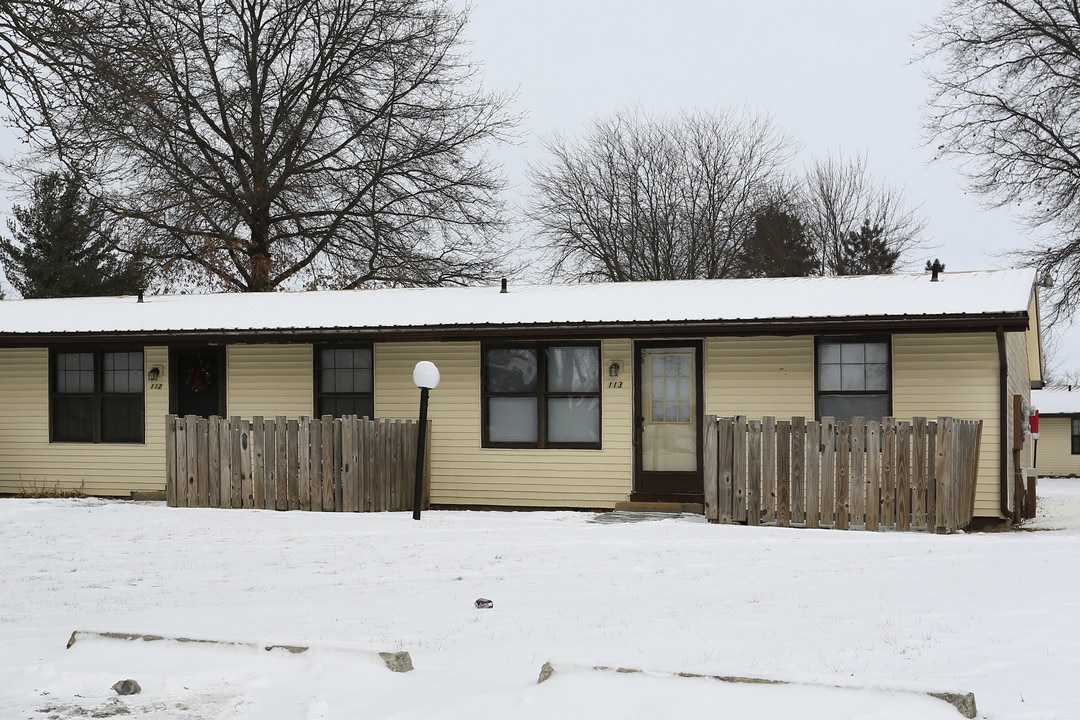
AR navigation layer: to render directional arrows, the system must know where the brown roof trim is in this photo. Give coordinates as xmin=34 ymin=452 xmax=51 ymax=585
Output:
xmin=0 ymin=312 xmax=1030 ymax=347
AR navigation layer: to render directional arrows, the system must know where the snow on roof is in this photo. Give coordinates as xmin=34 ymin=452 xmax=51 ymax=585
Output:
xmin=0 ymin=268 xmax=1037 ymax=336
xmin=1033 ymin=388 xmax=1080 ymax=415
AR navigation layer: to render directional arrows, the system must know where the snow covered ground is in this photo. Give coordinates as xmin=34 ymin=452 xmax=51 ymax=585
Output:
xmin=1 ymin=479 xmax=1078 ymax=719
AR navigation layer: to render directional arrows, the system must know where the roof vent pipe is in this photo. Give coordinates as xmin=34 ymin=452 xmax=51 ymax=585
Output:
xmin=137 ymin=289 xmax=144 ymax=303
xmin=926 ymin=258 xmax=945 ymax=282
xmin=500 ymin=278 xmax=507 ymax=294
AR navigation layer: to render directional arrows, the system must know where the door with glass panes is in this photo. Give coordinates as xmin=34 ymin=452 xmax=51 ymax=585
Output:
xmin=633 ymin=341 xmax=703 ymax=497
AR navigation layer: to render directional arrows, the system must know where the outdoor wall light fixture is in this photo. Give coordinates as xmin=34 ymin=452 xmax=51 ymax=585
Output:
xmin=412 ymin=361 xmax=441 ymax=520
xmin=147 ymin=366 xmax=162 ymax=382
xmin=608 ymin=361 xmax=621 ymax=378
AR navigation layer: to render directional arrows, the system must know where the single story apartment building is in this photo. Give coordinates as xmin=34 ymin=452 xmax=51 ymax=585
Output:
xmin=1031 ymin=387 xmax=1080 ymax=477
xmin=0 ymin=268 xmax=1043 ymax=520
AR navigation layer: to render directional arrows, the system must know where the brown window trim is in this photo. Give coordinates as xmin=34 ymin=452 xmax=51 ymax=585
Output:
xmin=49 ymin=347 xmax=146 ymax=444
xmin=814 ymin=334 xmax=893 ymax=422
xmin=313 ymin=343 xmax=374 ymax=418
xmin=481 ymin=341 xmax=602 ymax=450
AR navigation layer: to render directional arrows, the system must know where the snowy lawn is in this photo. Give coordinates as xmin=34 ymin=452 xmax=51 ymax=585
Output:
xmin=1 ymin=479 xmax=1078 ymax=719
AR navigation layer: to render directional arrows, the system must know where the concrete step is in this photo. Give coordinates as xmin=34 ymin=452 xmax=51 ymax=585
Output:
xmin=613 ymin=501 xmax=704 ymax=515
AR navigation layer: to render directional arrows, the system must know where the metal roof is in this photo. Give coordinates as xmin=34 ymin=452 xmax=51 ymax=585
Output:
xmin=0 ymin=268 xmax=1037 ymax=340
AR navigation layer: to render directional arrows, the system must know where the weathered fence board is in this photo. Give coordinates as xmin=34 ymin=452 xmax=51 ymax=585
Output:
xmin=805 ymin=421 xmax=820 ymax=529
xmin=167 ymin=415 xmax=428 ymax=513
xmin=762 ymin=416 xmax=776 ymax=524
xmin=866 ymin=421 xmax=881 ymax=531
xmin=718 ymin=417 xmax=734 ymax=525
xmin=820 ymin=417 xmax=835 ymax=527
xmin=703 ymin=415 xmax=983 ymax=533
xmin=733 ymin=417 xmax=748 ymax=524
xmin=850 ymin=417 xmax=865 ymax=522
xmin=777 ymin=420 xmax=791 ymax=528
xmin=747 ymin=420 xmax=762 ymax=527
xmin=252 ymin=416 xmax=266 ymax=508
xmin=791 ymin=417 xmax=806 ymax=525
xmin=703 ymin=416 xmax=719 ymax=522
xmin=896 ymin=421 xmax=911 ymax=532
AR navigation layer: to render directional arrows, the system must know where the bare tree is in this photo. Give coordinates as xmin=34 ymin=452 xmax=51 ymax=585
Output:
xmin=919 ymin=1 xmax=1080 ymax=317
xmin=527 ymin=107 xmax=796 ymax=281
xmin=800 ymin=153 xmax=925 ymax=276
xmin=0 ymin=0 xmax=516 ymax=291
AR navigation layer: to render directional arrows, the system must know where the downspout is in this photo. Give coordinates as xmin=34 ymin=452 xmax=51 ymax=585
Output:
xmin=997 ymin=327 xmax=1011 ymax=520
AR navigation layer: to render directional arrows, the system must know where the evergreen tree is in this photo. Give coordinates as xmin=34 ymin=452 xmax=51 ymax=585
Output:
xmin=834 ymin=219 xmax=900 ymax=276
xmin=738 ymin=205 xmax=817 ymax=278
xmin=0 ymin=171 xmax=144 ymax=298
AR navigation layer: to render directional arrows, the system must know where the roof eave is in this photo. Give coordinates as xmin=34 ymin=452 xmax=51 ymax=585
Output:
xmin=0 ymin=312 xmax=1032 ymax=347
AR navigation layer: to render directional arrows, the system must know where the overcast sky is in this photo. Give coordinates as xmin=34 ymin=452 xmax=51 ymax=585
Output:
xmin=457 ymin=0 xmax=1071 ymax=374
xmin=457 ymin=0 xmax=1028 ymax=269
xmin=0 ymin=0 xmax=1074 ymax=374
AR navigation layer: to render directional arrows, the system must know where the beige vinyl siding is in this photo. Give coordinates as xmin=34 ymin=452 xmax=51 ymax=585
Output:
xmin=226 ymin=344 xmax=313 ymax=418
xmin=375 ymin=339 xmax=633 ymax=508
xmin=1006 ymin=328 xmax=1035 ymax=491
xmin=892 ymin=333 xmax=1001 ymax=517
xmin=0 ymin=346 xmax=169 ymax=497
xmin=705 ymin=336 xmax=814 ymax=418
xmin=1035 ymin=417 xmax=1080 ymax=476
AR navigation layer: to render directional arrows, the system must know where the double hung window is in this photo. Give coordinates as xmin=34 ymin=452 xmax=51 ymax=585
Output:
xmin=315 ymin=346 xmax=374 ymax=418
xmin=51 ymin=350 xmax=144 ymax=443
xmin=816 ymin=337 xmax=890 ymax=423
xmin=1071 ymin=418 xmax=1080 ymax=455
xmin=483 ymin=343 xmax=601 ymax=448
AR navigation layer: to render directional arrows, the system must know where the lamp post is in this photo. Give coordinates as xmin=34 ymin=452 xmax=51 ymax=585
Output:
xmin=412 ymin=361 xmax=440 ymax=520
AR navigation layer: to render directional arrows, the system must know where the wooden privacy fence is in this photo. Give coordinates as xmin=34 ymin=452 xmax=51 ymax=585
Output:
xmin=165 ymin=415 xmax=429 ymax=512
xmin=703 ymin=416 xmax=983 ymax=533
